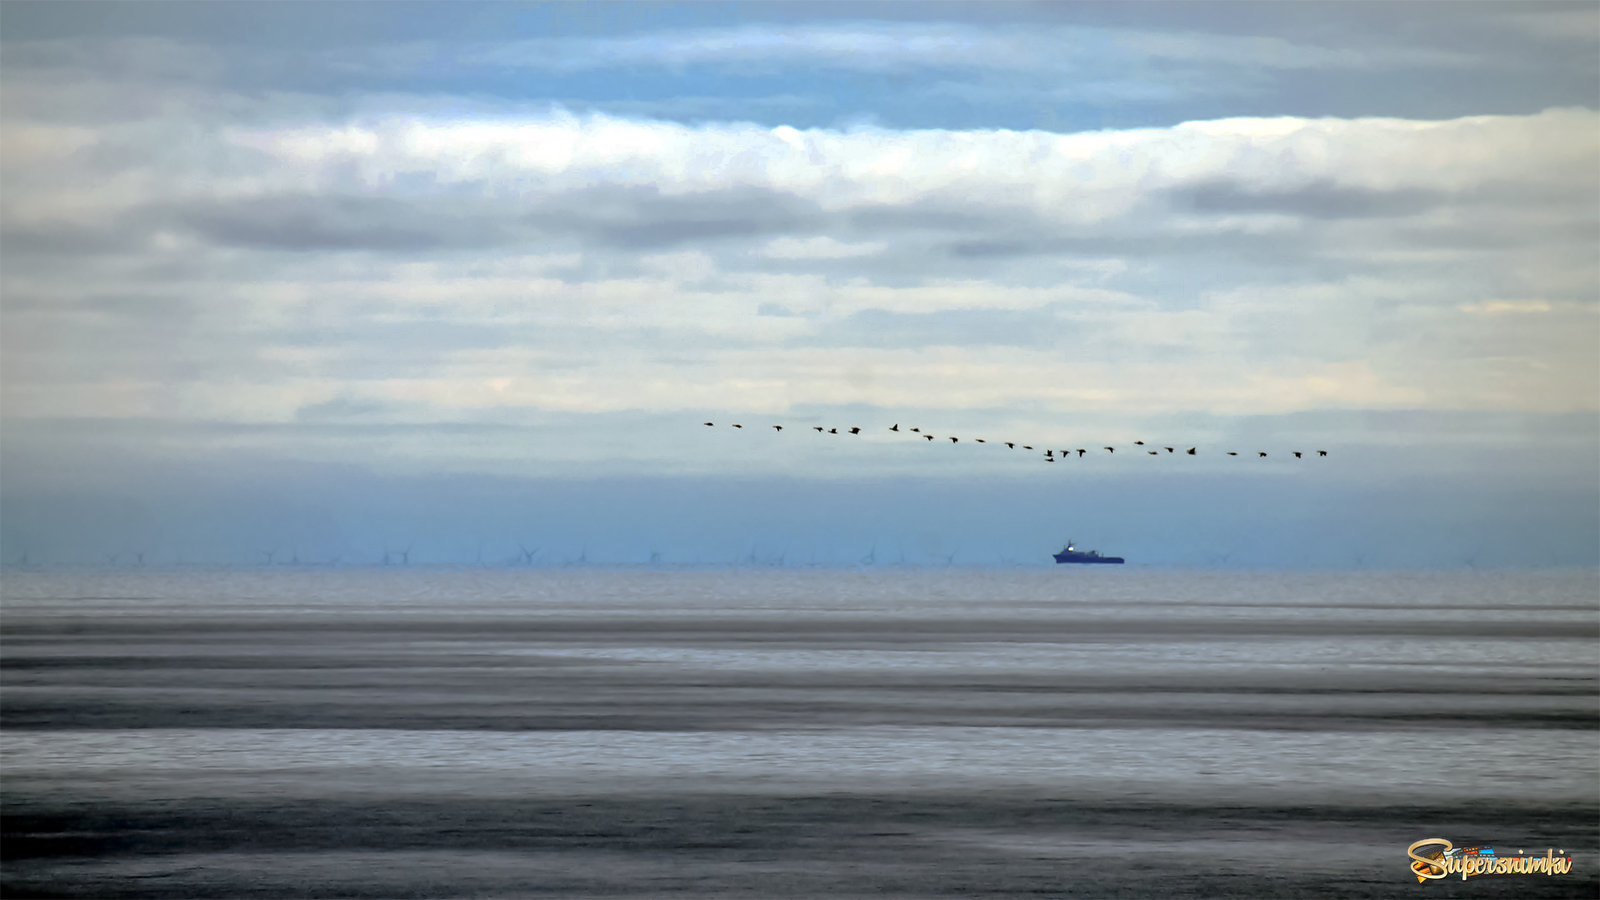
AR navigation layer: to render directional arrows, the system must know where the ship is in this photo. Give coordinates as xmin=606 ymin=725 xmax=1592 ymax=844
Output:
xmin=1053 ymin=540 xmax=1124 ymax=565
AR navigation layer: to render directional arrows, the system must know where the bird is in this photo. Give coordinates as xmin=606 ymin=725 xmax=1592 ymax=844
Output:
xmin=1044 ymin=450 xmax=1054 ymax=458
xmin=1148 ymin=451 xmax=1158 ymax=455
xmin=910 ymin=428 xmax=920 ymax=433
xmin=924 ymin=434 xmax=935 ymax=441
xmin=1258 ymin=452 xmax=1267 ymax=458
xmin=1023 ymin=445 xmax=1033 ymax=450
xmin=890 ymin=424 xmax=900 ymax=431
xmin=1164 ymin=446 xmax=1174 ymax=453
xmin=975 ymin=439 xmax=986 ymax=443
xmin=772 ymin=425 xmax=783 ymax=432
xmin=1045 ymin=456 xmax=1056 ymax=462
xmin=732 ymin=424 xmax=742 ymax=428
xmin=1317 ymin=450 xmax=1327 ymax=457
xmin=849 ymin=427 xmax=861 ymax=434
xmin=948 ymin=436 xmax=958 ymax=443
xmin=1005 ymin=442 xmax=1015 ymax=449
xmin=828 ymin=428 xmax=838 ymax=434
xmin=813 ymin=426 xmax=824 ymax=432
xmin=1293 ymin=451 xmax=1302 ymax=458
xmin=1134 ymin=441 xmax=1144 ymax=446
xmin=704 ymin=422 xmax=714 ymax=426
xmin=1227 ymin=452 xmax=1238 ymax=456
xmin=1104 ymin=446 xmax=1114 ymax=453
xmin=1186 ymin=447 xmax=1196 ymax=455
xmin=1076 ymin=449 xmax=1086 ymax=457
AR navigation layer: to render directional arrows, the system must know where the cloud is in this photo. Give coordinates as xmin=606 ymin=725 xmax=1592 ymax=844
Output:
xmin=211 ymin=108 xmax=1598 ymax=216
xmin=460 ymin=22 xmax=1482 ymax=75
xmin=1459 ymin=299 xmax=1555 ymax=315
xmin=294 ymin=395 xmax=398 ymax=422
xmin=760 ymin=236 xmax=887 ymax=260
xmin=173 ymin=193 xmax=512 ymax=252
xmin=1490 ymin=5 xmax=1600 ymax=44
xmin=2 ymin=81 xmax=1594 ymax=481
xmin=1173 ymin=179 xmax=1448 ymax=219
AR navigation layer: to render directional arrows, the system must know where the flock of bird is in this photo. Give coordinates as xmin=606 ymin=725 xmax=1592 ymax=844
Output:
xmin=701 ymin=421 xmax=1327 ymax=461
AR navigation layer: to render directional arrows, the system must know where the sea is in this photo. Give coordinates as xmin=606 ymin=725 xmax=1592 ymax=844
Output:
xmin=2 ymin=567 xmax=1596 ymax=898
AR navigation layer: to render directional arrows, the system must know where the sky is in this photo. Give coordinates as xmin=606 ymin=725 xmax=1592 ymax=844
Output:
xmin=1 ymin=1 xmax=1597 ymax=569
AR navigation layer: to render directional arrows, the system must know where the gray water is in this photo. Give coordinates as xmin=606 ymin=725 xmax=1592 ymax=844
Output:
xmin=2 ymin=568 xmax=1596 ymax=897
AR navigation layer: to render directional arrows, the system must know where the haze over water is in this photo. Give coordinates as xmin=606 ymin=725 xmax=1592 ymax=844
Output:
xmin=3 ymin=567 xmax=1595 ymax=898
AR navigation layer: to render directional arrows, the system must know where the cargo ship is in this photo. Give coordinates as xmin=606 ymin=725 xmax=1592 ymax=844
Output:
xmin=1053 ymin=540 xmax=1124 ymax=565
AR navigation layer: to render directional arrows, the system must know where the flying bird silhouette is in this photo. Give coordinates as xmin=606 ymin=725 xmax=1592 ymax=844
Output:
xmin=700 ymin=417 xmax=1323 ymax=470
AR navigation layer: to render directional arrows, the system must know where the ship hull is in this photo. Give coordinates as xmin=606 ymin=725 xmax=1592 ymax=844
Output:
xmin=1053 ymin=552 xmax=1125 ymax=564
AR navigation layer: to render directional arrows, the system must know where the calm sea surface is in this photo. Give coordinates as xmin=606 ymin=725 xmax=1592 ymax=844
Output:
xmin=3 ymin=568 xmax=1596 ymax=898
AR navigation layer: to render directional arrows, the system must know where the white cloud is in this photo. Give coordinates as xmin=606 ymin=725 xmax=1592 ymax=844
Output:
xmin=213 ymin=108 xmax=1598 ymax=217
xmin=1459 ymin=300 xmax=1554 ymax=315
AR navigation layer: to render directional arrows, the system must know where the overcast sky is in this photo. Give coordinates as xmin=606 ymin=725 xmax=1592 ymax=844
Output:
xmin=2 ymin=1 xmax=1596 ymax=568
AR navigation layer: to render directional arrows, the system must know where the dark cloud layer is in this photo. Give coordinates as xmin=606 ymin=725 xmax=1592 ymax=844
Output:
xmin=1174 ymin=179 xmax=1449 ymax=220
xmin=175 ymin=194 xmax=505 ymax=253
xmin=523 ymin=185 xmax=826 ymax=250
